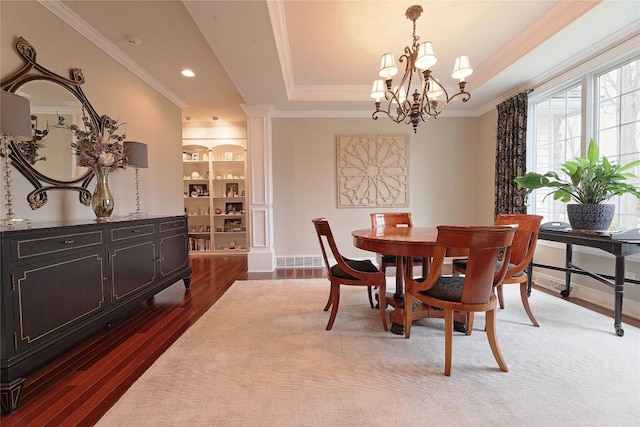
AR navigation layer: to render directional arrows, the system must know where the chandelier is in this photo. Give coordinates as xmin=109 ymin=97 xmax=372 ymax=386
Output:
xmin=370 ymin=5 xmax=473 ymax=133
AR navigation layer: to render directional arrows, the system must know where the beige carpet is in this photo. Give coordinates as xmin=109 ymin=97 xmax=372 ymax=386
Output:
xmin=97 ymin=279 xmax=640 ymax=426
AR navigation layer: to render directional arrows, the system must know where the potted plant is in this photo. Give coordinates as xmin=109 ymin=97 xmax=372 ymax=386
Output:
xmin=514 ymin=139 xmax=640 ymax=230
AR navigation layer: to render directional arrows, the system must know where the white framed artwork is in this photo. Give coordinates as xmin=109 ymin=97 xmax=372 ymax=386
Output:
xmin=336 ymin=134 xmax=409 ymax=207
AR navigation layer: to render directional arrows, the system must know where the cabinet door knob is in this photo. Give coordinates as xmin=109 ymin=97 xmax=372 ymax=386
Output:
xmin=132 ymin=229 xmax=141 ymax=233
xmin=63 ymin=240 xmax=74 ymax=244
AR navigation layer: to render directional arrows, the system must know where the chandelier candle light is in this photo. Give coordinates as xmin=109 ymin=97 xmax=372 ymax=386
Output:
xmin=371 ymin=5 xmax=473 ymax=133
xmin=0 ymin=91 xmax=33 ymax=226
xmin=123 ymin=141 xmax=148 ymax=218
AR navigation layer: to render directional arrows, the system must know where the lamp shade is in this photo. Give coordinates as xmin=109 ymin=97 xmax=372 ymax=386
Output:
xmin=1 ymin=91 xmax=32 ymax=141
xmin=370 ymin=80 xmax=386 ymax=100
xmin=378 ymin=53 xmax=398 ymax=79
xmin=123 ymin=141 xmax=148 ymax=168
xmin=415 ymin=42 xmax=437 ymax=70
xmin=452 ymin=55 xmax=473 ymax=80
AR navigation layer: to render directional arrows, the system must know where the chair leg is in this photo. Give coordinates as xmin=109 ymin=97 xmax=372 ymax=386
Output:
xmin=404 ymin=293 xmax=413 ymax=338
xmin=326 ymin=284 xmax=340 ymax=330
xmin=485 ymin=309 xmax=508 ymax=372
xmin=444 ymin=309 xmax=453 ymax=376
xmin=323 ymin=289 xmax=332 ymax=312
xmin=379 ymin=287 xmax=388 ymax=331
xmin=367 ymin=286 xmax=375 ymax=309
xmin=421 ymin=258 xmax=430 ymax=277
xmin=465 ymin=312 xmax=474 ymax=335
xmin=496 ymin=284 xmax=505 ymax=309
xmin=519 ymin=282 xmax=540 ymax=327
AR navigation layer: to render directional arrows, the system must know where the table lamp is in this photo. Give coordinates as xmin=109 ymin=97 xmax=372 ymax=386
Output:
xmin=1 ymin=91 xmax=32 ymax=226
xmin=123 ymin=141 xmax=148 ymax=218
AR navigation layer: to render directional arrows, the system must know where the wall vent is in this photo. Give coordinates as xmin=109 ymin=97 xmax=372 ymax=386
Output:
xmin=276 ymin=256 xmax=324 ymax=269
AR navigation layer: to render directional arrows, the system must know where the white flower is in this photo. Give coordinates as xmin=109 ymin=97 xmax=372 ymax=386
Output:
xmin=98 ymin=152 xmax=115 ymax=166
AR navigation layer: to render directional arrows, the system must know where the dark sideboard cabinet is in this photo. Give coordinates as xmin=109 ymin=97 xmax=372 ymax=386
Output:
xmin=0 ymin=216 xmax=192 ymax=413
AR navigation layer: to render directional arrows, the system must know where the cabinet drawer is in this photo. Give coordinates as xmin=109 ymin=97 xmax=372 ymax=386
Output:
xmin=159 ymin=219 xmax=186 ymax=234
xmin=14 ymin=231 xmax=103 ymax=260
xmin=110 ymin=223 xmax=156 ymax=242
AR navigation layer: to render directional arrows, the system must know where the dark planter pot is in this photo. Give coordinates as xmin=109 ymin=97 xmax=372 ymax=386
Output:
xmin=567 ymin=203 xmax=615 ymax=230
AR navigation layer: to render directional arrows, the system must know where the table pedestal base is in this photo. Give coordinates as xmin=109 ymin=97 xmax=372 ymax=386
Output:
xmin=380 ymin=292 xmax=467 ymax=335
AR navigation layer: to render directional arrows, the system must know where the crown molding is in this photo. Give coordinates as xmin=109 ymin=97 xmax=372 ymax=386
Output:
xmin=471 ymin=1 xmax=599 ymax=89
xmin=38 ymin=0 xmax=187 ymax=109
xmin=267 ymin=0 xmax=294 ymax=98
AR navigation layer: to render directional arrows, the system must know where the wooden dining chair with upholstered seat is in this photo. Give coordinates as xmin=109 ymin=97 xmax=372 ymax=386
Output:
xmin=369 ymin=212 xmax=429 ymax=308
xmin=452 ymin=214 xmax=543 ymax=329
xmin=404 ymin=225 xmax=516 ymax=376
xmin=312 ymin=218 xmax=388 ymax=331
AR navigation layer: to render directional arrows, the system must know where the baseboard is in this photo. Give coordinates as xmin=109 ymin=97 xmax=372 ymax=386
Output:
xmin=532 ymin=271 xmax=640 ymax=321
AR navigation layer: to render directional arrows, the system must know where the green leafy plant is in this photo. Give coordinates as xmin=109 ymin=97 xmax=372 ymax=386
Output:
xmin=514 ymin=139 xmax=640 ymax=204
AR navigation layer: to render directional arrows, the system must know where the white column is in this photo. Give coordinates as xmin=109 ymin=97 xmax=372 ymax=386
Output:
xmin=241 ymin=104 xmax=275 ymax=272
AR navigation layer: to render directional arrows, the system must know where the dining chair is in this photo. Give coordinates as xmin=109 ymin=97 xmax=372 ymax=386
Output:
xmin=404 ymin=225 xmax=516 ymax=376
xmin=312 ymin=218 xmax=388 ymax=331
xmin=369 ymin=212 xmax=429 ymax=308
xmin=452 ymin=214 xmax=543 ymax=329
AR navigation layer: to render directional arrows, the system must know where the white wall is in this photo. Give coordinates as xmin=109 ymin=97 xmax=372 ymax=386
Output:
xmin=272 ymin=116 xmax=490 ymax=259
xmin=1 ymin=1 xmax=184 ymax=222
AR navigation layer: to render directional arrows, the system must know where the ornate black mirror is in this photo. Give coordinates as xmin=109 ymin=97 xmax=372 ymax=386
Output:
xmin=1 ymin=37 xmax=100 ymax=208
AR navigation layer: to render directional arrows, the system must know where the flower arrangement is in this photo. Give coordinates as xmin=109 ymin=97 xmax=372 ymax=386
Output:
xmin=56 ymin=114 xmax=127 ymax=171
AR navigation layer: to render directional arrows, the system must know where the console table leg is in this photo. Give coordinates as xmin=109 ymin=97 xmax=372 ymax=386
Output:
xmin=1 ymin=377 xmax=25 ymax=414
xmin=561 ymin=244 xmax=573 ymax=297
xmin=526 ymin=262 xmax=533 ymax=297
xmin=183 ymin=277 xmax=191 ymax=289
xmin=614 ymin=256 xmax=625 ymax=337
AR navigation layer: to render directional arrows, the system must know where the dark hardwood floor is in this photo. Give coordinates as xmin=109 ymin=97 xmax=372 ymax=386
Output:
xmin=1 ymin=255 xmax=637 ymax=426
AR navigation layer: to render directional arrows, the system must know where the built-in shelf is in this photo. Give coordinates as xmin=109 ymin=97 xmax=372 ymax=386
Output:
xmin=183 ymin=143 xmax=247 ymax=253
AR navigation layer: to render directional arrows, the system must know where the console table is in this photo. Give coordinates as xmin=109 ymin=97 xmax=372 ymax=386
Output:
xmin=528 ymin=228 xmax=640 ymax=337
xmin=0 ymin=215 xmax=192 ymax=413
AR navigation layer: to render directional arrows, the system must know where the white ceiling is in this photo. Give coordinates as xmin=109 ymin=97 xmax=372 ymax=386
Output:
xmin=51 ymin=0 xmax=639 ymax=125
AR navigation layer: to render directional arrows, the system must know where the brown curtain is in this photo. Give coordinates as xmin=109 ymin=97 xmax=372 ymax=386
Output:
xmin=495 ymin=91 xmax=529 ymax=216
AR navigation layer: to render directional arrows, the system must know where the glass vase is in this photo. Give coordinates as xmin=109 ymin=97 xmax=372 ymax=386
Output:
xmin=92 ymin=165 xmax=114 ymax=221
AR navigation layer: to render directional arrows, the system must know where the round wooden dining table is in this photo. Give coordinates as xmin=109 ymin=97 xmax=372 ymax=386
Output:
xmin=352 ymin=226 xmax=467 ymax=335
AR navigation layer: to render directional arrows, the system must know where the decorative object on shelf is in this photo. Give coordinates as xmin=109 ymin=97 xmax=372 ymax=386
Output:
xmin=191 ymin=170 xmax=200 ymax=180
xmin=337 ymin=134 xmax=409 ymax=207
xmin=225 ymin=202 xmax=242 ymax=214
xmin=224 ymin=151 xmax=233 ymax=161
xmin=189 ymin=184 xmax=207 ymax=197
xmin=91 ymin=165 xmax=114 ymax=222
xmin=123 ymin=141 xmax=148 ymax=218
xmin=224 ymin=217 xmax=242 ymax=231
xmin=370 ymin=5 xmax=472 ymax=133
xmin=0 ymin=91 xmax=33 ymax=225
xmin=192 ymin=152 xmax=200 ymax=161
xmin=515 ymin=139 xmax=640 ymax=230
xmin=226 ymin=182 xmax=238 ymax=197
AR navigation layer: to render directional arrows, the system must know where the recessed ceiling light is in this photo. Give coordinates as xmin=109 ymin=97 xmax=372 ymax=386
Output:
xmin=125 ymin=35 xmax=142 ymax=46
xmin=181 ymin=69 xmax=195 ymax=77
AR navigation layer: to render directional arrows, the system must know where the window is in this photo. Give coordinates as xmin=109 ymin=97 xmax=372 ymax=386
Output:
xmin=527 ymin=55 xmax=640 ymax=231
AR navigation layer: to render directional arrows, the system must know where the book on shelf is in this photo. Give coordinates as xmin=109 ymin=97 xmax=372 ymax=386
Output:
xmin=188 ymin=237 xmax=211 ymax=251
